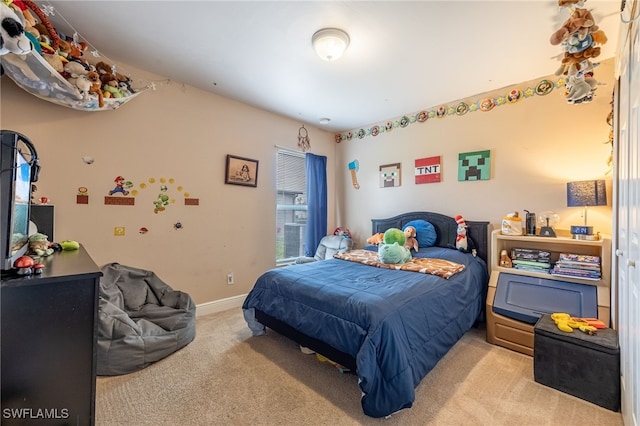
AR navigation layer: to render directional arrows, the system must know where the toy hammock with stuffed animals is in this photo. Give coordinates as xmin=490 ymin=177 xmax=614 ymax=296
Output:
xmin=0 ymin=0 xmax=146 ymax=111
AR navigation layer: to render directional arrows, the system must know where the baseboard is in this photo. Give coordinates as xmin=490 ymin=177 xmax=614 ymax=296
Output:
xmin=196 ymin=294 xmax=247 ymax=317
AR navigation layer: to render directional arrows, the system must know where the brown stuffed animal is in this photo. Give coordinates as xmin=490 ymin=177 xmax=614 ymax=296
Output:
xmin=95 ymin=60 xmax=113 ymax=76
xmin=86 ymin=71 xmax=104 ymax=108
xmin=499 ymin=250 xmax=513 ymax=268
xmin=67 ymin=40 xmax=88 ymax=61
xmin=404 ymin=226 xmax=419 ymax=252
xmin=550 ymin=8 xmax=598 ymax=46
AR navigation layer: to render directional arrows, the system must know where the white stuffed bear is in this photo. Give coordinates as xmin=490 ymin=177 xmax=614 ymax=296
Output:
xmin=0 ymin=3 xmax=32 ymax=56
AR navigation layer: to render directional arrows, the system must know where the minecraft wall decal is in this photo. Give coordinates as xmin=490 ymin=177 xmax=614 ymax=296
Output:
xmin=415 ymin=156 xmax=441 ymax=184
xmin=379 ymin=163 xmax=401 ymax=187
xmin=458 ymin=150 xmax=491 ymax=181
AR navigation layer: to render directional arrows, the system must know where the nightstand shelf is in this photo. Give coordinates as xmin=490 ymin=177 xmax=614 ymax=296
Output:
xmin=486 ymin=229 xmax=611 ymax=355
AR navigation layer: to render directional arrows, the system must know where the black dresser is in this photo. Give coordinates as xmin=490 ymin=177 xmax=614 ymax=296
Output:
xmin=1 ymin=246 xmax=101 ymax=425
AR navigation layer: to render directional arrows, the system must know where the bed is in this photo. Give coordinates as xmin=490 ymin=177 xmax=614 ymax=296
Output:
xmin=242 ymin=212 xmax=489 ymax=418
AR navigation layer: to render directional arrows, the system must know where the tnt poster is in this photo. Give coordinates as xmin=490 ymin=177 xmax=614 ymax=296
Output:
xmin=415 ymin=156 xmax=441 ymax=184
xmin=458 ymin=150 xmax=491 ymax=181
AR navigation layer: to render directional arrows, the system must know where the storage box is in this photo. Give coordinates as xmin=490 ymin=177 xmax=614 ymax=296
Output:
xmin=486 ymin=285 xmax=535 ymax=356
xmin=534 ymin=314 xmax=620 ymax=411
xmin=493 ymin=273 xmax=598 ymax=324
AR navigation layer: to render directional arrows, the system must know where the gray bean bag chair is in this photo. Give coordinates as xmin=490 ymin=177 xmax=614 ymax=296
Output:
xmin=97 ymin=262 xmax=196 ymax=376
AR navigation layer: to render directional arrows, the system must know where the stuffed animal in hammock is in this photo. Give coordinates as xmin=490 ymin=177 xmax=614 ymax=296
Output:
xmin=0 ymin=2 xmax=32 ymax=56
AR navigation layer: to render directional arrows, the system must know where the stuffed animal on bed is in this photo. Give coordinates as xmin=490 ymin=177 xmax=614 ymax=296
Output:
xmin=451 ymin=215 xmax=477 ymax=257
xmin=366 ymin=233 xmax=384 ymax=245
xmin=378 ymin=242 xmax=412 ymax=264
xmin=378 ymin=228 xmax=411 ymax=264
xmin=403 ymin=226 xmax=419 ymax=252
xmin=383 ymin=227 xmax=405 ymax=246
xmin=455 ymin=215 xmax=468 ymax=252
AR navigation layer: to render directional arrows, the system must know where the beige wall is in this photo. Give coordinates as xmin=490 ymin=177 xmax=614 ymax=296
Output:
xmin=1 ymin=58 xmax=615 ymax=305
xmin=336 ymin=59 xmax=615 ymax=248
xmin=0 ymin=64 xmax=336 ymax=304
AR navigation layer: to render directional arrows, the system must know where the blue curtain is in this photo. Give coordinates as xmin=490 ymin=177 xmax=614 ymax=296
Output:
xmin=304 ymin=153 xmax=327 ymax=257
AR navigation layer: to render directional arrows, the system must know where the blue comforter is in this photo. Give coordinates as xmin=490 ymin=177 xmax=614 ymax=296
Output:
xmin=242 ymin=246 xmax=488 ymax=417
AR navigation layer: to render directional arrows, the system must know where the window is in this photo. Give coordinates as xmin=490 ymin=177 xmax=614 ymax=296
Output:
xmin=276 ymin=149 xmax=306 ymax=264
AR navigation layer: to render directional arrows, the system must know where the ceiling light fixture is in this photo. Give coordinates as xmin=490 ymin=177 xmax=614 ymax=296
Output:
xmin=312 ymin=28 xmax=350 ymax=61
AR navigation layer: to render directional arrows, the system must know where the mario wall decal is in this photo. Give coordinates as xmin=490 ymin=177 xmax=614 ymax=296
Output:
xmin=105 ymin=175 xmax=135 ymax=205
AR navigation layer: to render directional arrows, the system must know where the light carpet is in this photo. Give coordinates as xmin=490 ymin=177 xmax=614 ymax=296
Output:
xmin=96 ymin=308 xmax=623 ymax=425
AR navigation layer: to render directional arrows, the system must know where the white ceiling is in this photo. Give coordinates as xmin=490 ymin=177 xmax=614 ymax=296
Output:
xmin=43 ymin=1 xmax=623 ymax=132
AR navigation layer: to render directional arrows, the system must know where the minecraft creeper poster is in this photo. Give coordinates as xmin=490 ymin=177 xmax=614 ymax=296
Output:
xmin=458 ymin=150 xmax=491 ymax=181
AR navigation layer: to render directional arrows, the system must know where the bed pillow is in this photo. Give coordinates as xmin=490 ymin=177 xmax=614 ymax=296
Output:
xmin=403 ymin=220 xmax=437 ymax=248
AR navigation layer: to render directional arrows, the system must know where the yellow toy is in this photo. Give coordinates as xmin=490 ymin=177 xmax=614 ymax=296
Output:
xmin=551 ymin=312 xmax=598 ymax=334
xmin=315 ymin=354 xmax=350 ymax=374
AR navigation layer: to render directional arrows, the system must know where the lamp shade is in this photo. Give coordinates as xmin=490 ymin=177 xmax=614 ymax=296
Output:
xmin=566 ymin=180 xmax=607 ymax=207
xmin=312 ymin=28 xmax=350 ymax=61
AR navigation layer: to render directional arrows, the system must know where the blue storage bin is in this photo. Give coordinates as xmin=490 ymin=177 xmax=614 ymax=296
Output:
xmin=492 ymin=273 xmax=598 ymax=324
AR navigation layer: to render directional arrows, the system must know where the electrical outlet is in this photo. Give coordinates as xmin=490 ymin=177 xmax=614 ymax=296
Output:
xmin=227 ymin=273 xmax=234 ymax=285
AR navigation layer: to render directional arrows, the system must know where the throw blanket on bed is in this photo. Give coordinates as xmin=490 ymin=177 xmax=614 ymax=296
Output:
xmin=334 ymin=249 xmax=465 ymax=279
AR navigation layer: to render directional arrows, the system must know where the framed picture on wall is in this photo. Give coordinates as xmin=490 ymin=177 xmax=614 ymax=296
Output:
xmin=458 ymin=150 xmax=491 ymax=181
xmin=415 ymin=156 xmax=441 ymax=184
xmin=379 ymin=163 xmax=401 ymax=187
xmin=225 ymin=154 xmax=259 ymax=187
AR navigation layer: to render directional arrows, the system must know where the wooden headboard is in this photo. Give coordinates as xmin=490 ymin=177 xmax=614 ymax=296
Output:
xmin=371 ymin=211 xmax=490 ymax=265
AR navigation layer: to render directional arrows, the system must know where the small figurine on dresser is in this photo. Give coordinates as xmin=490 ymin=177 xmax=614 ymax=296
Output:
xmin=499 ymin=249 xmax=513 ymax=268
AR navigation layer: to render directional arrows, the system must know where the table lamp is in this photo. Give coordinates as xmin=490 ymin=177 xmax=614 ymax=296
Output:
xmin=566 ymin=180 xmax=607 ymax=239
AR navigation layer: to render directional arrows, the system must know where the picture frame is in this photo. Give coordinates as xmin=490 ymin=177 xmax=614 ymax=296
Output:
xmin=415 ymin=156 xmax=441 ymax=184
xmin=379 ymin=163 xmax=401 ymax=188
xmin=225 ymin=154 xmax=259 ymax=187
xmin=458 ymin=149 xmax=491 ymax=181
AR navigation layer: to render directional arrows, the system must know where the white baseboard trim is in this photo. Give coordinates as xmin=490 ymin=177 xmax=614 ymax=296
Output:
xmin=196 ymin=294 xmax=247 ymax=317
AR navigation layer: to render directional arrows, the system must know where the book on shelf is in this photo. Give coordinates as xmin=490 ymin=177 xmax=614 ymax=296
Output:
xmin=511 ymin=259 xmax=552 ymax=268
xmin=514 ymin=266 xmax=551 ymax=273
xmin=550 ymin=269 xmax=601 ymax=280
xmin=553 ymin=265 xmax=601 ymax=275
xmin=511 ymin=248 xmax=551 ymax=262
xmin=555 ymin=261 xmax=601 ymax=271
xmin=558 ymin=253 xmax=600 ymax=264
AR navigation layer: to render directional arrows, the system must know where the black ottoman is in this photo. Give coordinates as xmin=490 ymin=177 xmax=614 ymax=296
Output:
xmin=534 ymin=314 xmax=620 ymax=411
